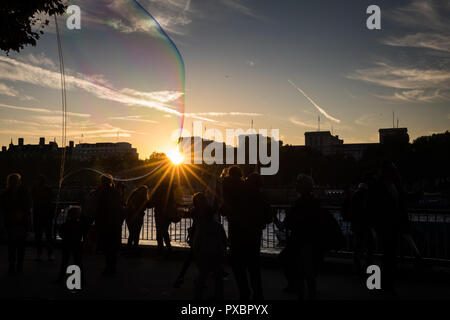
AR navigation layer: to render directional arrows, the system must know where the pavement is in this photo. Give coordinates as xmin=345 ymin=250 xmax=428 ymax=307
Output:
xmin=0 ymin=242 xmax=449 ymax=300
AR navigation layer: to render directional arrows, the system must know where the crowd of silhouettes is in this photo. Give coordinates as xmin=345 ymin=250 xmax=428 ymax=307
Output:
xmin=0 ymin=161 xmax=422 ymax=299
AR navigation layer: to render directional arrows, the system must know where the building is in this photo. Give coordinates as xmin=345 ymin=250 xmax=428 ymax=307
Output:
xmin=305 ymin=131 xmax=343 ymax=148
xmin=379 ymin=128 xmax=409 ymax=144
xmin=179 ymin=133 xmax=282 ymax=166
xmin=303 ymin=128 xmax=409 ymax=160
xmin=71 ymin=142 xmax=138 ymax=161
xmin=1 ymin=137 xmax=59 ymax=159
xmin=0 ymin=138 xmax=138 ymax=161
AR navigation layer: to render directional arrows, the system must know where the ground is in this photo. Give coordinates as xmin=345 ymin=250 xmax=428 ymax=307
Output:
xmin=0 ymin=243 xmax=449 ymax=300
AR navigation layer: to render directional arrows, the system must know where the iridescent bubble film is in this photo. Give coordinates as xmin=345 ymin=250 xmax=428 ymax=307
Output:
xmin=58 ymin=0 xmax=185 ymax=156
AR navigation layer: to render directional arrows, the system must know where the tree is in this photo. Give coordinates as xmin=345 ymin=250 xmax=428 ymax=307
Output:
xmin=0 ymin=1 xmax=66 ymax=54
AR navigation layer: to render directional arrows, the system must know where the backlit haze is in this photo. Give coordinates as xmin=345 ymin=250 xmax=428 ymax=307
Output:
xmin=0 ymin=0 xmax=449 ymax=158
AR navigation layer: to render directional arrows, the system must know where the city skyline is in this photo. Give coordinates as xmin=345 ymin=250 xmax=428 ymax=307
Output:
xmin=0 ymin=0 xmax=449 ymax=158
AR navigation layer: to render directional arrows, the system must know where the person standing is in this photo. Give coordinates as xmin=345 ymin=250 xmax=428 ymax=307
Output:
xmin=283 ymin=174 xmax=323 ymax=299
xmin=0 ymin=173 xmax=31 ymax=274
xmin=91 ymin=174 xmax=124 ymax=275
xmin=57 ymin=206 xmax=86 ymax=283
xmin=31 ymin=175 xmax=54 ymax=261
xmin=125 ymin=185 xmax=149 ymax=254
xmin=370 ymin=162 xmax=408 ymax=295
xmin=223 ymin=167 xmax=272 ymax=300
xmin=151 ymin=178 xmax=175 ymax=255
xmin=192 ymin=192 xmax=227 ymax=300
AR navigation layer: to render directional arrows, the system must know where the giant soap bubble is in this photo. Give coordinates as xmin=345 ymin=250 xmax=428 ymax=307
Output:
xmin=56 ymin=0 xmax=185 ymax=157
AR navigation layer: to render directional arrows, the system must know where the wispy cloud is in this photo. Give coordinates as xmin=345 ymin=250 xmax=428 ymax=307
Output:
xmin=348 ymin=62 xmax=450 ymax=90
xmin=246 ymin=59 xmax=257 ymax=67
xmin=0 ymin=56 xmax=215 ymax=121
xmin=192 ymin=112 xmax=263 ymax=117
xmin=109 ymin=115 xmax=158 ymax=124
xmin=355 ymin=114 xmax=383 ymax=126
xmin=376 ymin=89 xmax=450 ymax=103
xmin=0 ymin=102 xmax=91 ymax=118
xmin=120 ymin=88 xmax=183 ymax=103
xmin=356 ymin=0 xmax=450 ymax=103
xmin=221 ymin=0 xmax=256 ymax=17
xmin=0 ymin=121 xmax=134 ymax=140
xmin=288 ymin=80 xmax=341 ymax=123
xmin=0 ymin=83 xmax=18 ymax=98
xmin=384 ymin=33 xmax=450 ymax=53
xmin=385 ymin=0 xmax=450 ymax=32
xmin=19 ymin=53 xmax=57 ymax=70
xmin=0 ymin=83 xmax=34 ymax=101
xmin=288 ymin=117 xmax=317 ymax=129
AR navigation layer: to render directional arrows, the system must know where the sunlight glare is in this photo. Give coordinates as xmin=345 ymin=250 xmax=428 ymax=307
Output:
xmin=166 ymin=148 xmax=184 ymax=165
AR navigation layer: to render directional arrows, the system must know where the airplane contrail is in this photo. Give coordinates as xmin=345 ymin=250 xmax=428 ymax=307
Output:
xmin=288 ymin=80 xmax=341 ymax=123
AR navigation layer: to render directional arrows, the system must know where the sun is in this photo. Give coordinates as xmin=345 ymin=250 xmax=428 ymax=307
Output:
xmin=166 ymin=148 xmax=184 ymax=165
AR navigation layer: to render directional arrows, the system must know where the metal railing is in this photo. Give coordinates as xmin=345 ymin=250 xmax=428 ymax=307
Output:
xmin=121 ymin=206 xmax=450 ymax=260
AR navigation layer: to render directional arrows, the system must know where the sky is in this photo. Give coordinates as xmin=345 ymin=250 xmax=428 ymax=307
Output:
xmin=0 ymin=0 xmax=449 ymax=158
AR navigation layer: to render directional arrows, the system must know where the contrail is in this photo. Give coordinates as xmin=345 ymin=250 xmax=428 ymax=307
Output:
xmin=288 ymin=80 xmax=341 ymax=123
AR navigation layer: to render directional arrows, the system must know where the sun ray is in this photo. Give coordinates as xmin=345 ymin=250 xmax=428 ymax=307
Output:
xmin=183 ymin=165 xmax=218 ymax=198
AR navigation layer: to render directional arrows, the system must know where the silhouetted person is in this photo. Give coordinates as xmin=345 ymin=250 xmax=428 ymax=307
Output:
xmin=239 ymin=172 xmax=273 ymax=300
xmin=31 ymin=175 xmax=54 ymax=261
xmin=125 ymin=185 xmax=149 ymax=253
xmin=370 ymin=162 xmax=408 ymax=295
xmin=91 ymin=174 xmax=124 ymax=275
xmin=174 ymin=191 xmax=220 ymax=288
xmin=57 ymin=206 xmax=86 ymax=283
xmin=282 ymin=174 xmax=322 ymax=299
xmin=192 ymin=192 xmax=227 ymax=300
xmin=350 ymin=181 xmax=375 ymax=273
xmin=150 ymin=178 xmax=176 ymax=254
xmin=0 ymin=173 xmax=31 ymax=274
xmin=222 ymin=166 xmax=271 ymax=300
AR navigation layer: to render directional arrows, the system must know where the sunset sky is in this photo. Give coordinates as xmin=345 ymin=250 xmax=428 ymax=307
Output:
xmin=0 ymin=0 xmax=449 ymax=158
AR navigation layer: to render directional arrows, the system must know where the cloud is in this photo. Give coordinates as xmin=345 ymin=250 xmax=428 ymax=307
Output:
xmin=0 ymin=119 xmax=45 ymax=127
xmin=0 ymin=56 xmax=214 ymax=121
xmin=120 ymin=88 xmax=183 ymax=103
xmin=19 ymin=53 xmax=57 ymax=70
xmin=355 ymin=114 xmax=383 ymax=126
xmin=221 ymin=0 xmax=256 ymax=17
xmin=0 ymin=83 xmax=35 ymax=101
xmin=350 ymin=0 xmax=450 ymax=103
xmin=376 ymin=89 xmax=450 ymax=103
xmin=192 ymin=112 xmax=263 ymax=117
xmin=288 ymin=80 xmax=341 ymax=123
xmin=384 ymin=33 xmax=450 ymax=53
xmin=0 ymin=83 xmax=18 ymax=97
xmin=288 ymin=117 xmax=317 ymax=129
xmin=386 ymin=0 xmax=450 ymax=32
xmin=0 ymin=121 xmax=134 ymax=140
xmin=347 ymin=62 xmax=450 ymax=90
xmin=0 ymin=102 xmax=91 ymax=118
xmin=109 ymin=115 xmax=159 ymax=124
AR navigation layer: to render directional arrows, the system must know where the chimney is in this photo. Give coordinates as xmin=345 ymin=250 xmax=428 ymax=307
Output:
xmin=1 ymin=146 xmax=6 ymax=152
xmin=69 ymin=141 xmax=74 ymax=148
xmin=39 ymin=137 xmax=45 ymax=146
xmin=18 ymin=138 xmax=24 ymax=146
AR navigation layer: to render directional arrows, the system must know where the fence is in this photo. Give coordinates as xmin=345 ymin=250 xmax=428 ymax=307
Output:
xmin=121 ymin=206 xmax=450 ymax=261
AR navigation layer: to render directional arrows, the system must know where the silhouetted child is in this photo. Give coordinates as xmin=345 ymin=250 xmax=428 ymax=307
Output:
xmin=173 ymin=192 xmax=204 ymax=288
xmin=192 ymin=193 xmax=227 ymax=300
xmin=57 ymin=206 xmax=85 ymax=283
